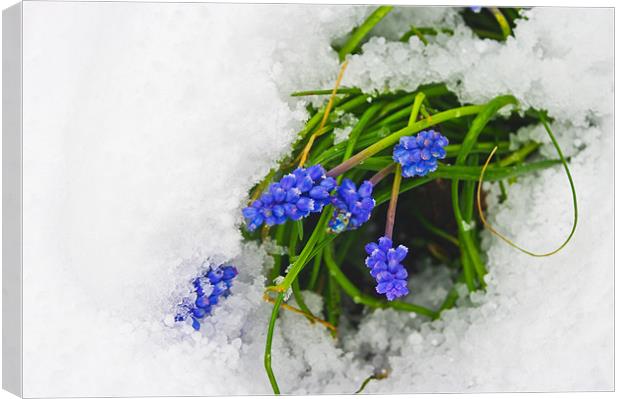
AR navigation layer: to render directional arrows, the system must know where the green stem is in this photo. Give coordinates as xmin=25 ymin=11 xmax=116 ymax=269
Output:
xmin=338 ymin=6 xmax=393 ymax=61
xmin=264 ymin=292 xmax=284 ymax=394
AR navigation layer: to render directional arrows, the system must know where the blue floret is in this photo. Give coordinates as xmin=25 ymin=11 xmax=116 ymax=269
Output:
xmin=392 ymin=130 xmax=449 ymax=178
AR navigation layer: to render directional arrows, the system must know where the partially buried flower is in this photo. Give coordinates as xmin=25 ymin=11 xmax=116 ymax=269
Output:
xmin=364 ymin=236 xmax=409 ymax=301
xmin=242 ymin=165 xmax=336 ymax=231
xmin=327 ymin=179 xmax=375 ymax=233
xmin=174 ymin=263 xmax=238 ymax=331
xmin=392 ymin=130 xmax=449 ymax=178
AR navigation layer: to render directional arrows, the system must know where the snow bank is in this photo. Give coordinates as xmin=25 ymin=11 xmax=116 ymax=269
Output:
xmin=340 ymin=8 xmax=613 ymax=392
xmin=21 ymin=3 xmax=612 ymax=396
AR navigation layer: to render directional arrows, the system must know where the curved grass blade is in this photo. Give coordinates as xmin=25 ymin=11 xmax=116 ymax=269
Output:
xmin=476 ymin=113 xmax=578 ymax=257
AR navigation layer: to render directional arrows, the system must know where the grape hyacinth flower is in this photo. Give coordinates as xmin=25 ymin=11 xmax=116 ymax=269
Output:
xmin=242 ymin=165 xmax=337 ymax=231
xmin=470 ymin=6 xmax=482 ymax=13
xmin=364 ymin=236 xmax=409 ymax=301
xmin=392 ymin=130 xmax=449 ymax=178
xmin=175 ymin=263 xmax=238 ymax=331
xmin=327 ymin=179 xmax=375 ymax=233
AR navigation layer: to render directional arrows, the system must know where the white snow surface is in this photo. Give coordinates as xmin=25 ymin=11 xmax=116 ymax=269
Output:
xmin=21 ymin=3 xmax=612 ymax=396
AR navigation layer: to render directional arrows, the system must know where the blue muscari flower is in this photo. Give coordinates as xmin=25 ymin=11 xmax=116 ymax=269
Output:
xmin=470 ymin=6 xmax=482 ymax=13
xmin=327 ymin=179 xmax=375 ymax=233
xmin=242 ymin=165 xmax=337 ymax=231
xmin=392 ymin=130 xmax=449 ymax=178
xmin=175 ymin=263 xmax=238 ymax=331
xmin=364 ymin=236 xmax=409 ymax=301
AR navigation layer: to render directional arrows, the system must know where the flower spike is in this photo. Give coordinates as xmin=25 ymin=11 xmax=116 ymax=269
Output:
xmin=364 ymin=236 xmax=409 ymax=301
xmin=243 ymin=165 xmax=336 ymax=231
xmin=393 ymin=130 xmax=449 ymax=178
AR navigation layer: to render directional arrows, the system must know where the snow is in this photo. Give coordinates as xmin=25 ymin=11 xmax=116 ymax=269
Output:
xmin=20 ymin=3 xmax=612 ymax=396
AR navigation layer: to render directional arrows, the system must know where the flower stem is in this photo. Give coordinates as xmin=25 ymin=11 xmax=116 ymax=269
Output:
xmin=383 ymin=91 xmax=422 ymax=239
xmin=385 ymin=164 xmax=402 ymax=239
xmin=326 ymin=104 xmax=484 ymax=178
xmin=369 ymin=163 xmax=395 ymax=185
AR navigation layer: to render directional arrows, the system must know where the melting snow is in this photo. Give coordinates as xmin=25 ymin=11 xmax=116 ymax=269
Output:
xmin=21 ymin=3 xmax=612 ymax=395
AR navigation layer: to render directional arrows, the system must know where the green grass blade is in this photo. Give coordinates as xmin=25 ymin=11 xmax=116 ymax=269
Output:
xmin=452 ymin=95 xmax=518 ymax=290
xmin=292 ymin=278 xmax=315 ymax=321
xmin=338 ymin=6 xmax=393 ymax=61
xmin=264 ymin=292 xmax=284 ymax=394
